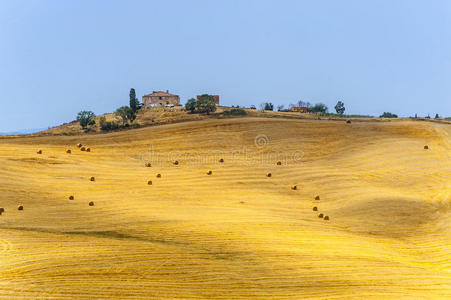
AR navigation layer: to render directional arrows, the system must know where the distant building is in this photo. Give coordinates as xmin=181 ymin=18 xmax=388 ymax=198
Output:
xmin=291 ymin=106 xmax=309 ymax=113
xmin=197 ymin=95 xmax=219 ymax=105
xmin=142 ymin=90 xmax=180 ymax=108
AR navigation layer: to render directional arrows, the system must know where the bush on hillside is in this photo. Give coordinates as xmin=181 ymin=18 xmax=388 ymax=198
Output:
xmin=310 ymin=103 xmax=328 ymax=114
xmin=222 ymin=108 xmax=247 ymax=116
xmin=380 ymin=112 xmax=398 ymax=118
xmin=115 ymin=106 xmax=136 ymax=125
xmin=99 ymin=116 xmax=119 ymax=131
xmin=185 ymin=98 xmax=196 ymax=112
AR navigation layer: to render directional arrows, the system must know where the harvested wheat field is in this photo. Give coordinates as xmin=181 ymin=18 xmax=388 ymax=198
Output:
xmin=0 ymin=117 xmax=450 ymax=299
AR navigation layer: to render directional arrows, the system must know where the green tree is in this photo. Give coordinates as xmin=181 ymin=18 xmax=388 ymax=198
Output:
xmin=334 ymin=101 xmax=345 ymax=115
xmin=196 ymin=94 xmax=217 ymax=114
xmin=310 ymin=103 xmax=328 ymax=114
xmin=99 ymin=116 xmax=119 ymax=131
xmin=435 ymin=113 xmax=440 ymax=119
xmin=379 ymin=112 xmax=398 ymax=118
xmin=129 ymin=88 xmax=140 ymax=112
xmin=185 ymin=98 xmax=196 ymax=112
xmin=264 ymin=102 xmax=274 ymax=111
xmin=115 ymin=106 xmax=136 ymax=125
xmin=76 ymin=111 xmax=96 ymax=129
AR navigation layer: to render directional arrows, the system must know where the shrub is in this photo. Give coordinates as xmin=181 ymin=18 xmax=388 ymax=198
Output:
xmin=310 ymin=103 xmax=328 ymax=114
xmin=99 ymin=116 xmax=119 ymax=131
xmin=380 ymin=112 xmax=398 ymax=118
xmin=185 ymin=98 xmax=196 ymax=112
xmin=264 ymin=102 xmax=274 ymax=111
xmin=223 ymin=108 xmax=246 ymax=116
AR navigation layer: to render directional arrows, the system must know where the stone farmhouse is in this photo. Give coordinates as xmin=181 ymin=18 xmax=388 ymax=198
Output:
xmin=142 ymin=90 xmax=180 ymax=108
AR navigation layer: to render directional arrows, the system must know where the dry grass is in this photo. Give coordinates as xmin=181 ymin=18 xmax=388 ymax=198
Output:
xmin=0 ymin=117 xmax=449 ymax=299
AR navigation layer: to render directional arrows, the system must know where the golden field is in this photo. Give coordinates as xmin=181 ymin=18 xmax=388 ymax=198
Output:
xmin=0 ymin=117 xmax=450 ymax=299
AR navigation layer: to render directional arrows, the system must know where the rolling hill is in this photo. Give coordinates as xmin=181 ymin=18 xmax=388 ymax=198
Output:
xmin=0 ymin=117 xmax=450 ymax=299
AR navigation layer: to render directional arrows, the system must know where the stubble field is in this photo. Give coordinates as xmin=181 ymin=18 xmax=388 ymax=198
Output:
xmin=0 ymin=117 xmax=450 ymax=299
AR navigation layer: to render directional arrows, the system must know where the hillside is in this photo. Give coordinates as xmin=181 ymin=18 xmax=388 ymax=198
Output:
xmin=0 ymin=117 xmax=450 ymax=299
xmin=39 ymin=106 xmax=382 ymax=136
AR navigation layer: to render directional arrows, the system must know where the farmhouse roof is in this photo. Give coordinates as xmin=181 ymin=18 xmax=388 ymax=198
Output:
xmin=143 ymin=90 xmax=178 ymax=97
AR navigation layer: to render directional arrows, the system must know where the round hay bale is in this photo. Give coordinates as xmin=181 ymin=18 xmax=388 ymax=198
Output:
xmin=156 ymin=174 xmax=161 ymax=178
xmin=315 ymin=195 xmax=320 ymax=200
xmin=291 ymin=185 xmax=297 ymax=190
xmin=324 ymin=216 xmax=329 ymax=220
xmin=80 ymin=147 xmax=86 ymax=151
xmin=145 ymin=162 xmax=152 ymax=167
xmin=424 ymin=145 xmax=429 ymax=150
xmin=276 ymin=161 xmax=282 ymax=166
xmin=346 ymin=120 xmax=352 ymax=124
xmin=266 ymin=173 xmax=272 ymax=177
xmin=77 ymin=143 xmax=82 ymax=148
xmin=37 ymin=150 xmax=42 ymax=154
xmin=173 ymin=161 xmax=179 ymax=165
xmin=90 ymin=176 xmax=95 ymax=182
xmin=86 ymin=148 xmax=91 ymax=152
xmin=207 ymin=170 xmax=212 ymax=175
xmin=18 ymin=205 xmax=23 ymax=211
xmin=0 ymin=208 xmax=4 ymax=213
xmin=88 ymin=201 xmax=94 ymax=206
xmin=69 ymin=195 xmax=74 ymax=200
xmin=148 ymin=180 xmax=152 ymax=185
xmin=66 ymin=149 xmax=71 ymax=154
xmin=313 ymin=206 xmax=318 ymax=211
xmin=219 ymin=158 xmax=224 ymax=163
xmin=318 ymin=213 xmax=324 ymax=218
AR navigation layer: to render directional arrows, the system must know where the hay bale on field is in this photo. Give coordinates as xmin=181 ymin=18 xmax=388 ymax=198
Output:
xmin=66 ymin=149 xmax=71 ymax=154
xmin=207 ymin=170 xmax=212 ymax=175
xmin=86 ymin=148 xmax=91 ymax=152
xmin=173 ymin=161 xmax=179 ymax=165
xmin=315 ymin=195 xmax=320 ymax=200
xmin=276 ymin=161 xmax=282 ymax=166
xmin=69 ymin=195 xmax=74 ymax=200
xmin=219 ymin=158 xmax=224 ymax=163
xmin=37 ymin=150 xmax=42 ymax=154
xmin=324 ymin=216 xmax=329 ymax=220
xmin=313 ymin=206 xmax=318 ymax=211
xmin=266 ymin=173 xmax=272 ymax=177
xmin=145 ymin=162 xmax=152 ymax=167
xmin=156 ymin=174 xmax=161 ymax=178
xmin=80 ymin=147 xmax=86 ymax=151
xmin=346 ymin=120 xmax=352 ymax=124
xmin=18 ymin=205 xmax=23 ymax=211
xmin=148 ymin=180 xmax=152 ymax=185
xmin=90 ymin=177 xmax=95 ymax=182
xmin=88 ymin=201 xmax=94 ymax=206
xmin=77 ymin=143 xmax=82 ymax=148
xmin=424 ymin=145 xmax=429 ymax=150
xmin=318 ymin=213 xmax=324 ymax=218
xmin=291 ymin=185 xmax=297 ymax=190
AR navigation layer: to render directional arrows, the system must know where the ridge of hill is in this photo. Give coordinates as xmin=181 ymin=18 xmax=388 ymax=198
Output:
xmin=34 ymin=106 xmax=450 ymax=137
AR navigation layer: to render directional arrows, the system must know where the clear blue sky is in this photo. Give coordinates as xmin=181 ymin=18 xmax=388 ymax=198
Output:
xmin=1 ymin=0 xmax=450 ymax=132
